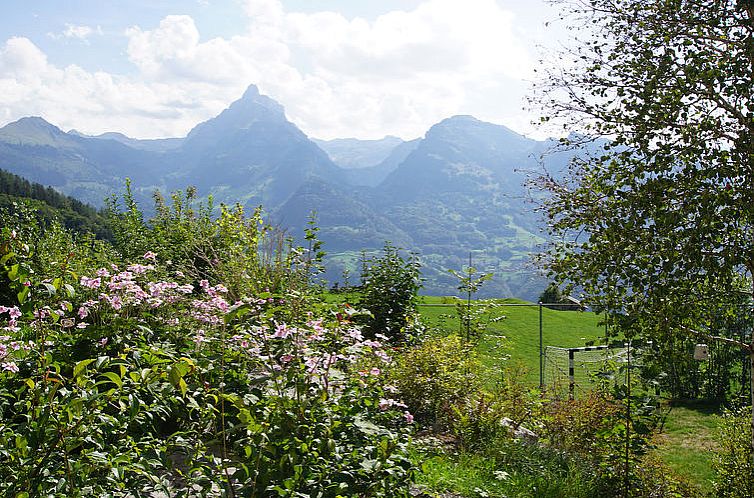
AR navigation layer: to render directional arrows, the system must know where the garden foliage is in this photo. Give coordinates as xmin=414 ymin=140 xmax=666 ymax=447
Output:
xmin=358 ymin=243 xmax=422 ymax=344
xmin=0 ymin=197 xmax=414 ymax=496
xmin=713 ymin=406 xmax=754 ymax=498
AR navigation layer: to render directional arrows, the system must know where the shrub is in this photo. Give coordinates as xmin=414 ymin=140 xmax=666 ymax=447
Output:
xmin=358 ymin=242 xmax=422 ymax=344
xmin=712 ymin=406 xmax=754 ymax=498
xmin=390 ymin=334 xmax=483 ymax=430
xmin=540 ymin=390 xmax=623 ymax=458
xmin=0 ymin=199 xmax=416 ymax=496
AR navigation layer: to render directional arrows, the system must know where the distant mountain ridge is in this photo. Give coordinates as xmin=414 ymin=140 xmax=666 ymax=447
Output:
xmin=0 ymin=84 xmax=567 ymax=299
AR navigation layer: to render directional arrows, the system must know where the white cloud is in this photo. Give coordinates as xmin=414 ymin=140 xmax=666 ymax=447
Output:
xmin=0 ymin=36 xmax=230 ymax=138
xmin=48 ymin=24 xmax=103 ymax=43
xmin=0 ymin=0 xmax=543 ymax=139
xmin=64 ymin=24 xmax=100 ymax=40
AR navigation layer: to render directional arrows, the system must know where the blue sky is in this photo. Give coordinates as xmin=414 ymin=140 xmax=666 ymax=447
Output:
xmin=0 ymin=0 xmax=565 ymax=139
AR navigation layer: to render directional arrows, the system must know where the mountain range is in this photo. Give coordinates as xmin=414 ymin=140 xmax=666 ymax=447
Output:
xmin=0 ymin=84 xmax=572 ymax=299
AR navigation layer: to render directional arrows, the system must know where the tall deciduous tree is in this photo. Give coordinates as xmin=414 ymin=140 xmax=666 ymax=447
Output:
xmin=533 ymin=0 xmax=754 ymax=446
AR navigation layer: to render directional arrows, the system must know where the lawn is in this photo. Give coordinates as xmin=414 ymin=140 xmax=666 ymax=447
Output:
xmin=418 ymin=296 xmax=605 ymax=385
xmin=651 ymin=400 xmax=722 ymax=495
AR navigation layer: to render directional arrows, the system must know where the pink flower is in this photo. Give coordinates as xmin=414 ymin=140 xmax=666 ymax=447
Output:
xmin=194 ymin=330 xmax=206 ymax=345
xmin=108 ymin=295 xmax=123 ymax=310
xmin=176 ymin=284 xmax=194 ymax=294
xmin=370 ymin=367 xmax=381 ymax=376
xmin=378 ymin=399 xmax=391 ymax=411
xmin=374 ymin=350 xmax=391 ymax=362
xmin=404 ymin=411 xmax=414 ymax=424
xmin=305 ymin=356 xmax=319 ymax=372
xmin=272 ymin=323 xmax=291 ymax=339
xmin=77 ymin=307 xmax=89 ymax=319
xmin=2 ymin=362 xmax=19 ymax=373
xmin=80 ymin=277 xmax=101 ymax=289
xmin=143 ymin=251 xmax=157 ymax=261
xmin=127 ymin=264 xmax=152 ymax=275
xmin=212 ymin=297 xmax=229 ymax=312
xmin=8 ymin=307 xmax=21 ymax=320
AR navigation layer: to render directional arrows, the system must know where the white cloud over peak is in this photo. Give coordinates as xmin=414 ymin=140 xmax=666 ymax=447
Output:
xmin=0 ymin=0 xmax=543 ymax=139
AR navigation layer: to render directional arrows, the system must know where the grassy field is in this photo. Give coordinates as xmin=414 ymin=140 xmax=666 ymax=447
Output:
xmin=651 ymin=401 xmax=721 ymax=495
xmin=418 ymin=296 xmax=605 ymax=385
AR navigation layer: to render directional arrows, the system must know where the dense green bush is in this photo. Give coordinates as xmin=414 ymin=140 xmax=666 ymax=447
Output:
xmin=0 ymin=199 xmax=415 ymax=496
xmin=713 ymin=406 xmax=754 ymax=498
xmin=389 ymin=335 xmax=483 ymax=431
xmin=358 ymin=242 xmax=422 ymax=344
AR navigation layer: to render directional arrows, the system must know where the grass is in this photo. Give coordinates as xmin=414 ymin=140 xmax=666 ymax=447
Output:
xmin=650 ymin=400 xmax=722 ymax=495
xmin=413 ymin=450 xmax=507 ymax=498
xmin=411 ymin=444 xmax=599 ymax=498
xmin=418 ymin=296 xmax=605 ymax=385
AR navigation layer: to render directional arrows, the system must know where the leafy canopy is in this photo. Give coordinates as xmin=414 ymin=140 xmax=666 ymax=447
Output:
xmin=534 ymin=0 xmax=754 ymax=338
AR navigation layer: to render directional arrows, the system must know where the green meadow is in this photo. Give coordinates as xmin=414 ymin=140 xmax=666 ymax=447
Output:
xmin=417 ymin=296 xmax=605 ymax=385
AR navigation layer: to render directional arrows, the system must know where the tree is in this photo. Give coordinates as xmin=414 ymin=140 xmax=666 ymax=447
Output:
xmin=533 ymin=0 xmax=754 ymax=448
xmin=538 ymin=282 xmax=581 ymax=311
xmin=358 ymin=243 xmax=422 ymax=343
xmin=449 ymin=258 xmax=494 ymax=342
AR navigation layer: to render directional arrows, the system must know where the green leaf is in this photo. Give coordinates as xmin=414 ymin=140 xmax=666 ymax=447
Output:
xmin=16 ymin=286 xmax=29 ymax=304
xmin=73 ymin=359 xmax=96 ymax=379
xmin=63 ymin=283 xmax=75 ymax=298
xmin=99 ymin=371 xmax=123 ymax=388
xmin=7 ymin=264 xmax=19 ymax=280
xmin=0 ymin=252 xmax=14 ymax=265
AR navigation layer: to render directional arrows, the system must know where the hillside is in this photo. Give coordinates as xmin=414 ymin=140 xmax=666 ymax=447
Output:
xmin=0 ymin=169 xmax=111 ymax=238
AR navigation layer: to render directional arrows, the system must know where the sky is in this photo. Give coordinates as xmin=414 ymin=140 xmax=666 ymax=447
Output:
xmin=0 ymin=0 xmax=568 ymax=140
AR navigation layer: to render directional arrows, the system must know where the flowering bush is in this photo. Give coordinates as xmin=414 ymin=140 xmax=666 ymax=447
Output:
xmin=0 ymin=204 xmax=414 ymax=496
